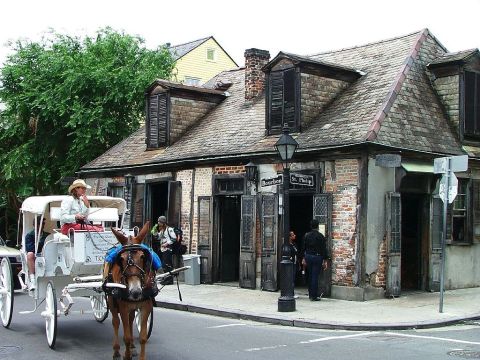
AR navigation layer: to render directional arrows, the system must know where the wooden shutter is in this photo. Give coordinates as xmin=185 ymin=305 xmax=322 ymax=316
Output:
xmin=146 ymin=93 xmax=168 ymax=148
xmin=464 ymin=71 xmax=480 ymax=137
xmin=240 ymin=195 xmax=256 ymax=289
xmin=268 ymin=68 xmax=298 ymax=133
xmin=131 ymin=183 xmax=145 ymax=229
xmin=198 ymin=196 xmax=213 ymax=283
xmin=473 ymin=180 xmax=480 ymax=240
xmin=167 ymin=181 xmax=182 ymax=228
xmin=313 ymin=193 xmax=332 ymax=297
xmin=386 ymin=192 xmax=401 ymax=297
xmin=261 ymin=194 xmax=278 ymax=291
xmin=429 ymin=195 xmax=442 ymax=291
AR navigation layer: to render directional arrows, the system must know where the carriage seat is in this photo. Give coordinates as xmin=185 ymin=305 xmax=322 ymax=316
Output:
xmin=50 ymin=206 xmax=119 ymax=225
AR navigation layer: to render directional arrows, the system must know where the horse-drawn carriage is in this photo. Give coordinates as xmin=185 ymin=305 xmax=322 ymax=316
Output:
xmin=0 ymin=195 xmax=185 ymax=358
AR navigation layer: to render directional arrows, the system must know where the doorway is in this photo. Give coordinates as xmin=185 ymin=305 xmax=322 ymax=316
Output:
xmin=401 ymin=193 xmax=422 ymax=290
xmin=216 ymin=195 xmax=241 ymax=283
xmin=290 ymin=194 xmax=313 ymax=286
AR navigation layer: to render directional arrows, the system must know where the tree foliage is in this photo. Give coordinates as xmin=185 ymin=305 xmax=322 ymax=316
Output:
xmin=0 ymin=28 xmax=175 ymax=238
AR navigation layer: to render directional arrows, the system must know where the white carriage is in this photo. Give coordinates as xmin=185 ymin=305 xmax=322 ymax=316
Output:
xmin=0 ymin=195 xmax=137 ymax=348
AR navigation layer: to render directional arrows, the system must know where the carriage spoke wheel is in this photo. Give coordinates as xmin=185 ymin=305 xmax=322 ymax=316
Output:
xmin=134 ymin=308 xmax=153 ymax=339
xmin=90 ymin=294 xmax=108 ymax=322
xmin=0 ymin=258 xmax=14 ymax=328
xmin=44 ymin=281 xmax=57 ymax=348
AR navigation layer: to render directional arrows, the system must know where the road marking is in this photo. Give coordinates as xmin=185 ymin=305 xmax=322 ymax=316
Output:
xmin=384 ymin=332 xmax=480 ymax=345
xmin=244 ymin=345 xmax=288 ymax=352
xmin=207 ymin=323 xmax=247 ymax=329
xmin=299 ymin=332 xmax=374 ymax=344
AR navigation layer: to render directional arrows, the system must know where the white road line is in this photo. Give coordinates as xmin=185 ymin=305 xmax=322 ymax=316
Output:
xmin=244 ymin=345 xmax=288 ymax=352
xmin=207 ymin=323 xmax=247 ymax=329
xmin=384 ymin=332 xmax=480 ymax=346
xmin=299 ymin=332 xmax=374 ymax=344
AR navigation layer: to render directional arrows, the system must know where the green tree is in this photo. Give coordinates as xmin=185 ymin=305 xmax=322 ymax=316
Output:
xmin=0 ymin=28 xmax=175 ymax=238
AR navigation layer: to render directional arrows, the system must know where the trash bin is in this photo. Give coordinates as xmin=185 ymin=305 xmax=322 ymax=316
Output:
xmin=182 ymin=254 xmax=201 ymax=285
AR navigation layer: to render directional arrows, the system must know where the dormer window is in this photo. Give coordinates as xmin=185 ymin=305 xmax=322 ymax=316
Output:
xmin=266 ymin=68 xmax=299 ymax=134
xmin=146 ymin=92 xmax=169 ymax=149
xmin=464 ymin=71 xmax=480 ymax=139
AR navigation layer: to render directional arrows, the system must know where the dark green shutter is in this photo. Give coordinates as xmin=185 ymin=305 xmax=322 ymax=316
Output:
xmin=268 ymin=68 xmax=297 ymax=133
xmin=269 ymin=72 xmax=283 ymax=132
xmin=464 ymin=71 xmax=480 ymax=137
xmin=146 ymin=93 xmax=168 ymax=148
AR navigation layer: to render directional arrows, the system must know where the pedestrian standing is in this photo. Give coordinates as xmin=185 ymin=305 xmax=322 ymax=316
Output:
xmin=302 ymin=219 xmax=329 ymax=301
xmin=288 ymin=230 xmax=298 ymax=288
xmin=151 ymin=216 xmax=177 ymax=284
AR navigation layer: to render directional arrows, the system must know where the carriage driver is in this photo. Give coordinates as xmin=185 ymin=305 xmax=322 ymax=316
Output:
xmin=25 ymin=217 xmax=49 ymax=290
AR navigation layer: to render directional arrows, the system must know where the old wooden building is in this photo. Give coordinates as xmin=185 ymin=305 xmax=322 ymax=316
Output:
xmin=79 ymin=29 xmax=480 ymax=300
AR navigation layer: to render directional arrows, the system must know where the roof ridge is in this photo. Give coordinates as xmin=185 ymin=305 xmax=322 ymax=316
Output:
xmin=169 ymin=36 xmax=211 ymax=49
xmin=364 ymin=29 xmax=430 ymax=141
xmin=308 ymin=29 xmax=427 ymax=57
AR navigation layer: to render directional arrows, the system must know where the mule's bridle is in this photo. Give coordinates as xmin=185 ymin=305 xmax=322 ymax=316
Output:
xmin=117 ymin=245 xmax=151 ymax=288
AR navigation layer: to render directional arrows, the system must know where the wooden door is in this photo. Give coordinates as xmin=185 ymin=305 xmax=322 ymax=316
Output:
xmin=260 ymin=194 xmax=278 ymax=291
xmin=386 ymin=192 xmax=401 ymax=297
xmin=240 ymin=195 xmax=256 ymax=289
xmin=313 ymin=193 xmax=333 ymax=297
xmin=198 ymin=196 xmax=213 ymax=283
xmin=167 ymin=181 xmax=182 ymax=228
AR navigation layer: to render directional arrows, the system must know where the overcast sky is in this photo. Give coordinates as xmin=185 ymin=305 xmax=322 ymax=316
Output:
xmin=1 ymin=0 xmax=479 ymax=68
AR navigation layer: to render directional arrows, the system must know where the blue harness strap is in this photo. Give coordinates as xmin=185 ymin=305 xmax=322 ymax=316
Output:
xmin=105 ymin=244 xmax=162 ymax=270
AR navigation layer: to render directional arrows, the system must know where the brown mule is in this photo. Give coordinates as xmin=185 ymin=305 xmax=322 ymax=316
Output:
xmin=104 ymin=221 xmax=156 ymax=360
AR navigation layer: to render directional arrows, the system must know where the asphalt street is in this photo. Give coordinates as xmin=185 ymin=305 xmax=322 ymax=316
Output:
xmin=1 ymin=291 xmax=480 ymax=359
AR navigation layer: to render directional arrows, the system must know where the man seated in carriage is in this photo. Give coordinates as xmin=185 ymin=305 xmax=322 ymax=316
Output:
xmin=25 ymin=217 xmax=49 ymax=290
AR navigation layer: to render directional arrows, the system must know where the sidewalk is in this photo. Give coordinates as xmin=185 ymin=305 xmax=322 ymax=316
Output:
xmin=155 ymin=284 xmax=480 ymax=330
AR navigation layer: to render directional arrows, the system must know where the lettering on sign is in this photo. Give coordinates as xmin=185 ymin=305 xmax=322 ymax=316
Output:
xmin=290 ymin=173 xmax=314 ymax=186
xmin=85 ymin=232 xmax=119 ymax=264
xmin=261 ymin=175 xmax=283 ymax=187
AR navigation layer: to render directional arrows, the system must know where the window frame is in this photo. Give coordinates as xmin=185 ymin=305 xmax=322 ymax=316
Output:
xmin=462 ymin=70 xmax=480 ymax=140
xmin=446 ymin=178 xmax=474 ymax=244
xmin=206 ymin=48 xmax=216 ymax=62
xmin=184 ymin=76 xmax=201 ymax=86
xmin=265 ymin=67 xmax=301 ymax=135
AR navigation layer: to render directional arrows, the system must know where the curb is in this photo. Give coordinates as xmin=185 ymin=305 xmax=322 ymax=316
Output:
xmin=156 ymin=300 xmax=480 ymax=331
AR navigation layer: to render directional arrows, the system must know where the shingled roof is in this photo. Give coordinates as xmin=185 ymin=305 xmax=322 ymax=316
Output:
xmin=168 ymin=36 xmax=211 ymax=60
xmin=81 ymin=29 xmax=466 ymax=173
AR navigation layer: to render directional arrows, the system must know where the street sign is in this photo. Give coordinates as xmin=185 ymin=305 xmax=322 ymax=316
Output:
xmin=434 ymin=155 xmax=468 ymax=174
xmin=261 ymin=175 xmax=283 ymax=187
xmin=439 ymin=173 xmax=458 ymax=203
xmin=375 ymin=154 xmax=401 ymax=168
xmin=290 ymin=173 xmax=314 ymax=186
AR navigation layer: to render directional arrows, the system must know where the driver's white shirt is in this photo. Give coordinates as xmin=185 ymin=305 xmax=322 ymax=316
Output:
xmin=60 ymin=196 xmax=88 ymax=226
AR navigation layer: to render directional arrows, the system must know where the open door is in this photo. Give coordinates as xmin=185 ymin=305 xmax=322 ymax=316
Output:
xmin=429 ymin=195 xmax=442 ymax=291
xmin=240 ymin=195 xmax=256 ymax=289
xmin=260 ymin=194 xmax=278 ymax=291
xmin=313 ymin=193 xmax=332 ymax=297
xmin=167 ymin=181 xmax=182 ymax=228
xmin=198 ymin=196 xmax=213 ymax=283
xmin=386 ymin=192 xmax=401 ymax=297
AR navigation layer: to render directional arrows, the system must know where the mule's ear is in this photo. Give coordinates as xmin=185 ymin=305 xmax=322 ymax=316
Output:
xmin=133 ymin=221 xmax=150 ymax=244
xmin=111 ymin=227 xmax=128 ymax=245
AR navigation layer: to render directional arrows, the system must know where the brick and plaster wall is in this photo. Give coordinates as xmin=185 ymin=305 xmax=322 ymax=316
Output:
xmin=191 ymin=167 xmax=213 ymax=253
xmin=214 ymin=165 xmax=246 ymax=175
xmin=170 ymin=96 xmax=217 ymax=144
xmin=300 ymin=73 xmax=350 ymax=128
xmin=176 ymin=170 xmax=194 ymax=250
xmin=325 ymin=159 xmax=359 ymax=286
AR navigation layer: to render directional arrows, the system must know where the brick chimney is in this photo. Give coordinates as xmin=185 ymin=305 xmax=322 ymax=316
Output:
xmin=244 ymin=48 xmax=270 ymax=100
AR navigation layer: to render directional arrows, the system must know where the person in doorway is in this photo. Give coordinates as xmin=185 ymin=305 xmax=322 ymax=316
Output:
xmin=302 ymin=219 xmax=329 ymax=301
xmin=60 ymin=179 xmax=103 ymax=235
xmin=151 ymin=216 xmax=178 ymax=284
xmin=288 ymin=230 xmax=299 ymax=290
xmin=25 ymin=217 xmax=49 ymax=290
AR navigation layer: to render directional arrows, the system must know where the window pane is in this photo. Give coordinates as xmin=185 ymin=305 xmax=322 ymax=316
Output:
xmin=207 ymin=48 xmax=215 ymax=61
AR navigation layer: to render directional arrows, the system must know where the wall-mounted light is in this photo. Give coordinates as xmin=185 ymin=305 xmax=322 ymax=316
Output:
xmin=245 ymin=161 xmax=258 ymax=191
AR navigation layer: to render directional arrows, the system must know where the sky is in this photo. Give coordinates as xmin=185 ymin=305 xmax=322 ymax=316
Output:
xmin=1 ymin=0 xmax=480 ymax=68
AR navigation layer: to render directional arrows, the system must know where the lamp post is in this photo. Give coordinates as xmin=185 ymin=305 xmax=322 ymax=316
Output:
xmin=245 ymin=161 xmax=258 ymax=191
xmin=124 ymin=173 xmax=135 ymax=227
xmin=275 ymin=124 xmax=298 ymax=312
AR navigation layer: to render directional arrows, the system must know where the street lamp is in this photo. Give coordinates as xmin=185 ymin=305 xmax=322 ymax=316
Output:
xmin=275 ymin=124 xmax=298 ymax=312
xmin=124 ymin=173 xmax=135 ymax=227
xmin=245 ymin=161 xmax=258 ymax=191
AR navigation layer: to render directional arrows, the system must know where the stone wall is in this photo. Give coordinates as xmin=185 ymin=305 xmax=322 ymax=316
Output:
xmin=325 ymin=159 xmax=359 ymax=286
xmin=170 ymin=97 xmax=217 ymax=144
xmin=300 ymin=73 xmax=350 ymax=128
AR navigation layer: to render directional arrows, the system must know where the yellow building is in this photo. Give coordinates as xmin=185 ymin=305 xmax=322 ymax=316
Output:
xmin=169 ymin=36 xmax=238 ymax=86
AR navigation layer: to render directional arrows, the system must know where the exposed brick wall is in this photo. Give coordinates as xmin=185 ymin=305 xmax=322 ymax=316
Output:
xmin=325 ymin=159 xmax=359 ymax=286
xmin=300 ymin=73 xmax=350 ymax=128
xmin=176 ymin=170 xmax=194 ymax=250
xmin=214 ymin=165 xmax=246 ymax=175
xmin=374 ymin=236 xmax=387 ymax=287
xmin=170 ymin=97 xmax=217 ymax=144
xmin=191 ymin=167 xmax=213 ymax=253
xmin=244 ymin=48 xmax=270 ymax=100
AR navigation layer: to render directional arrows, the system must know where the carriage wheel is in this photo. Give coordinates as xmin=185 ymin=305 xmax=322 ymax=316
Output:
xmin=44 ymin=281 xmax=57 ymax=348
xmin=134 ymin=308 xmax=153 ymax=339
xmin=90 ymin=294 xmax=108 ymax=322
xmin=0 ymin=258 xmax=14 ymax=328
